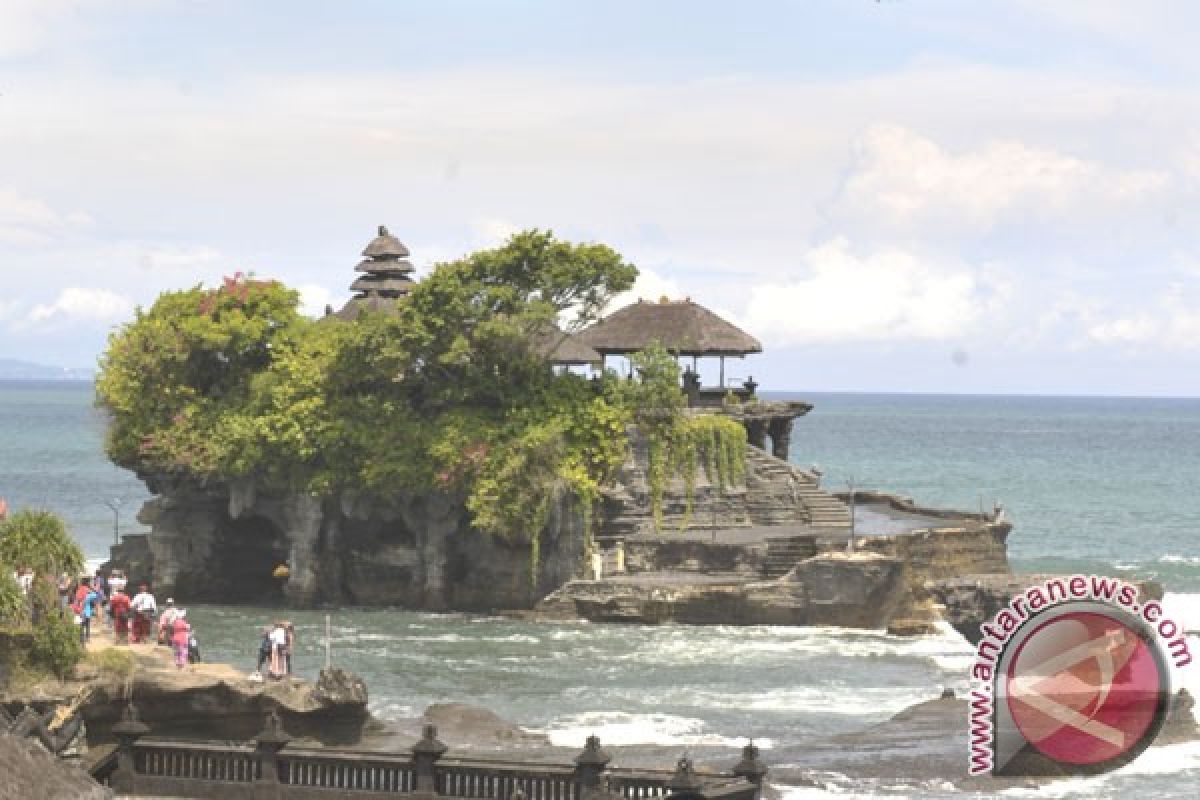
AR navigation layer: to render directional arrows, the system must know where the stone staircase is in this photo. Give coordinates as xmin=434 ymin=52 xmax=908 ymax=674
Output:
xmin=762 ymin=535 xmax=819 ymax=578
xmin=743 ymin=447 xmax=852 ymax=529
xmin=598 ymin=429 xmax=852 ymax=539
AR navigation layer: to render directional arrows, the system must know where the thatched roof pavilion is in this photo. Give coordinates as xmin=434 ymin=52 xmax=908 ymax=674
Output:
xmin=577 ymin=297 xmax=762 ymax=392
xmin=576 ymin=298 xmax=761 ymax=357
xmin=333 ymin=225 xmax=417 ymax=320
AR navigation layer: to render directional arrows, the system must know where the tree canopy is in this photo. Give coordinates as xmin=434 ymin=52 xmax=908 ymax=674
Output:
xmin=97 ymin=230 xmax=639 ymax=547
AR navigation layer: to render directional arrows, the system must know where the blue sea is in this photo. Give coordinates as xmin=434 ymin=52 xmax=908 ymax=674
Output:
xmin=2 ymin=381 xmax=1198 ymax=798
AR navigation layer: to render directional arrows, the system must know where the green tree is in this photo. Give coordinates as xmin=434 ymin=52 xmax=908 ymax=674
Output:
xmin=0 ymin=509 xmax=85 ymax=578
xmin=95 ymin=232 xmax=639 ymax=565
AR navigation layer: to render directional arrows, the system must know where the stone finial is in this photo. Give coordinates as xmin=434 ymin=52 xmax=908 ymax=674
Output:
xmin=112 ymin=701 xmax=150 ymax=737
xmin=255 ymin=709 xmax=291 ymax=747
xmin=574 ymin=734 xmax=611 ymax=766
xmin=667 ymin=755 xmax=702 ymax=792
xmin=732 ymin=739 xmax=767 ymax=785
xmin=379 ymin=225 xmax=388 ymax=236
xmin=413 ymin=723 xmax=448 ymax=756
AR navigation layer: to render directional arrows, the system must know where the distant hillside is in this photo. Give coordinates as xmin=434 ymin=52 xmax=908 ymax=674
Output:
xmin=0 ymin=358 xmax=94 ymax=381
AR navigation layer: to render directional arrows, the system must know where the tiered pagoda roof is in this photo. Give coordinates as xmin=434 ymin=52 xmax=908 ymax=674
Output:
xmin=334 ymin=225 xmax=417 ymax=320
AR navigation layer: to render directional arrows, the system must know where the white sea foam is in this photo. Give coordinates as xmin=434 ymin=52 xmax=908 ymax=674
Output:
xmin=629 ymin=686 xmax=935 ymax=717
xmin=1159 ymin=555 xmax=1200 ymax=565
xmin=537 ymin=711 xmax=771 ymax=749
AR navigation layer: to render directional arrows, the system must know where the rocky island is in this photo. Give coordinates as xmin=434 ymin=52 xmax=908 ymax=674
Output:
xmin=93 ymin=226 xmax=1030 ymax=637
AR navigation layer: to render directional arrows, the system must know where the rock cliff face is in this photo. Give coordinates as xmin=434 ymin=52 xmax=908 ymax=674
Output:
xmin=127 ymin=471 xmax=586 ymax=609
xmin=117 ymin=428 xmax=850 ymax=610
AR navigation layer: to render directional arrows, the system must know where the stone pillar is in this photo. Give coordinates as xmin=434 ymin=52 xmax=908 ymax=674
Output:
xmin=253 ymin=710 xmax=291 ymax=799
xmin=111 ymin=701 xmax=150 ymax=796
xmin=744 ymin=420 xmax=767 ymax=451
xmin=413 ymin=723 xmax=448 ymax=794
xmin=732 ymin=741 xmax=768 ymax=799
xmin=666 ymin=755 xmax=705 ymax=800
xmin=573 ymin=735 xmax=611 ymax=795
xmin=767 ymin=417 xmax=793 ymax=461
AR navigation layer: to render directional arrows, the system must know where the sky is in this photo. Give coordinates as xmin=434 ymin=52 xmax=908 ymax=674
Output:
xmin=2 ymin=1 xmax=1200 ymax=395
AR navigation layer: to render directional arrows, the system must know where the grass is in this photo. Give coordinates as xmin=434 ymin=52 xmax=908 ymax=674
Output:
xmin=86 ymin=647 xmax=136 ymax=679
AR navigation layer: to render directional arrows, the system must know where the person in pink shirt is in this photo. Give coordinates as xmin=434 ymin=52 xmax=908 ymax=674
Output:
xmin=170 ymin=610 xmax=191 ymax=669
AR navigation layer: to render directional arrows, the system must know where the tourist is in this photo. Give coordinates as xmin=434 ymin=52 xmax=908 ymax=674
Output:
xmin=158 ymin=599 xmax=179 ymax=646
xmin=56 ymin=572 xmax=72 ymax=615
xmin=108 ymin=569 xmax=127 ymax=597
xmin=188 ymin=629 xmax=202 ymax=664
xmin=78 ymin=579 xmax=102 ymax=645
xmin=170 ymin=610 xmax=191 ymax=669
xmin=72 ymin=577 xmax=91 ymax=619
xmin=253 ymin=626 xmax=273 ymax=678
xmin=90 ymin=570 xmax=107 ymax=628
xmin=129 ymin=583 xmax=157 ymax=643
xmin=16 ymin=565 xmax=33 ymax=596
xmin=109 ymin=586 xmax=131 ymax=644
xmin=268 ymin=621 xmax=288 ymax=679
xmin=284 ymin=621 xmax=295 ymax=675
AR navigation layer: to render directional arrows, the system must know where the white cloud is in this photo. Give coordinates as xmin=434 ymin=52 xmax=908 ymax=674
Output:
xmin=0 ymin=187 xmax=91 ymax=245
xmin=606 ymin=267 xmax=685 ymax=313
xmin=296 ymin=283 xmax=334 ymax=318
xmin=832 ymin=124 xmax=1167 ymax=234
xmin=21 ymin=287 xmax=133 ymax=328
xmin=137 ymin=245 xmax=222 ymax=272
xmin=741 ymin=239 xmax=998 ymax=346
xmin=1086 ymin=289 xmax=1200 ymax=350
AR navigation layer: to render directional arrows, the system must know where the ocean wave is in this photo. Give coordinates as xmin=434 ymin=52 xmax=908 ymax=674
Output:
xmin=1000 ymin=740 xmax=1200 ymax=798
xmin=1159 ymin=555 xmax=1200 ymax=565
xmin=535 ymin=711 xmax=771 ymax=749
xmin=623 ymin=686 xmax=937 ymax=717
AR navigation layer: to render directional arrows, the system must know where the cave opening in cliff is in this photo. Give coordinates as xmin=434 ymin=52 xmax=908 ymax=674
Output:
xmin=213 ymin=515 xmax=289 ymax=604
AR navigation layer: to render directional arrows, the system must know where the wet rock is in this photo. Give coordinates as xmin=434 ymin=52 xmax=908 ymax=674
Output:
xmin=929 ymin=573 xmax=1164 ymax=645
xmin=420 ymin=703 xmax=550 ymax=748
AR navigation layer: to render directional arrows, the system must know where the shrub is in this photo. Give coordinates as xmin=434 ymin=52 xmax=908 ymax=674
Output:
xmin=29 ymin=614 xmax=83 ymax=681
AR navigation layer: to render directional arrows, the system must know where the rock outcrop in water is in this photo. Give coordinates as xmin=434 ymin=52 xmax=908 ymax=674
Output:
xmin=928 ymin=573 xmax=1165 ymax=645
xmin=110 ymin=427 xmax=855 ymax=611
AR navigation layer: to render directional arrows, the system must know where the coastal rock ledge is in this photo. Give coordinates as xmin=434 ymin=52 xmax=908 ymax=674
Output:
xmin=1 ymin=641 xmax=370 ymax=747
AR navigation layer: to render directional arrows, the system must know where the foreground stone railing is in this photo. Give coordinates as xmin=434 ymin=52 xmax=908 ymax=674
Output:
xmin=91 ymin=704 xmax=767 ymax=800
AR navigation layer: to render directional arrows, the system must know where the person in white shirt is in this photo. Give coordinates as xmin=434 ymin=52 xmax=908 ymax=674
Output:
xmin=129 ymin=584 xmax=157 ymax=643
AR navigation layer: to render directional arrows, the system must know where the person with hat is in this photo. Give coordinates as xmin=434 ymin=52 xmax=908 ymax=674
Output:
xmin=158 ymin=598 xmax=179 ymax=646
xmin=109 ymin=585 xmax=132 ymax=644
xmin=129 ymin=583 xmax=156 ymax=643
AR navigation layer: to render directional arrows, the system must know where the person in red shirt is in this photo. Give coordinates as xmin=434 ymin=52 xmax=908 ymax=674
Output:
xmin=109 ymin=587 xmax=132 ymax=644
